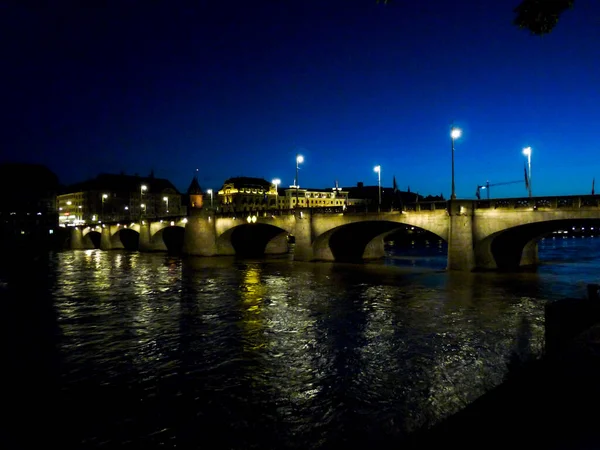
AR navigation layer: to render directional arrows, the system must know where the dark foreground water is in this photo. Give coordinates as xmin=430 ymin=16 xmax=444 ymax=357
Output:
xmin=1 ymin=236 xmax=599 ymax=449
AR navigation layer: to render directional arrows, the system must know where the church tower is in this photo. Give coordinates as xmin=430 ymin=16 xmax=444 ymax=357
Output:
xmin=187 ymin=171 xmax=204 ymax=209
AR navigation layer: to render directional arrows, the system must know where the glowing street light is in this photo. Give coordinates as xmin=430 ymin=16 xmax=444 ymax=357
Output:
xmin=163 ymin=196 xmax=169 ymax=214
xmin=272 ymin=179 xmax=281 ymax=210
xmin=374 ymin=165 xmax=381 ymax=212
xmin=523 ymin=146 xmax=532 ymax=198
xmin=450 ymin=126 xmax=462 ymax=200
xmin=102 ymin=193 xmax=108 ymax=220
xmin=140 ymin=184 xmax=147 ymax=220
xmin=295 ymin=154 xmax=304 ymax=208
xmin=207 ymin=189 xmax=213 ymax=208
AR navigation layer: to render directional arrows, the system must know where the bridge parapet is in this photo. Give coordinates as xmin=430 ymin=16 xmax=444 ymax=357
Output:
xmin=404 ymin=201 xmax=448 ymax=212
xmin=475 ymin=195 xmax=600 ymax=210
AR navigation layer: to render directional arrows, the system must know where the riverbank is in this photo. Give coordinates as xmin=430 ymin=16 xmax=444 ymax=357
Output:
xmin=404 ymin=296 xmax=600 ymax=449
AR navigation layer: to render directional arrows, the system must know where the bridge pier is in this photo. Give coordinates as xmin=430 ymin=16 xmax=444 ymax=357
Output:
xmin=70 ymin=227 xmax=94 ymax=250
xmin=183 ymin=212 xmax=218 ymax=256
xmin=447 ymin=200 xmax=476 ymax=271
xmin=293 ymin=209 xmax=314 ymax=261
xmin=520 ymin=239 xmax=539 ymax=267
xmin=363 ymin=235 xmax=386 ymax=260
xmin=100 ymin=227 xmax=112 ymax=250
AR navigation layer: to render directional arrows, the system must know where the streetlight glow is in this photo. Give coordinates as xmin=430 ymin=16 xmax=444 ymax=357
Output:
xmin=272 ymin=179 xmax=281 ymax=210
xmin=450 ymin=126 xmax=462 ymax=200
xmin=374 ymin=165 xmax=381 ymax=212
xmin=523 ymin=146 xmax=532 ymax=197
xmin=295 ymin=154 xmax=303 ymax=207
xmin=207 ymin=189 xmax=213 ymax=208
xmin=163 ymin=196 xmax=169 ymax=214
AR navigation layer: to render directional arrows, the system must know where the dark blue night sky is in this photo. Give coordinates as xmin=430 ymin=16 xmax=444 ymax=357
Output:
xmin=3 ymin=1 xmax=599 ymax=198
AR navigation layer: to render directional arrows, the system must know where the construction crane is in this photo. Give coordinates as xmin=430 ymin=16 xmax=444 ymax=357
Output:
xmin=476 ymin=180 xmax=524 ymax=200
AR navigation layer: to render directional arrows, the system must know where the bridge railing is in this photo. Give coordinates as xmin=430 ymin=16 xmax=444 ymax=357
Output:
xmin=475 ymin=195 xmax=600 ymax=210
xmin=403 ymin=201 xmax=448 ymax=212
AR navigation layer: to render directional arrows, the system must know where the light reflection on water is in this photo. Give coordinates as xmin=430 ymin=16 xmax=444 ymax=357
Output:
xmin=1 ymin=237 xmax=599 ymax=449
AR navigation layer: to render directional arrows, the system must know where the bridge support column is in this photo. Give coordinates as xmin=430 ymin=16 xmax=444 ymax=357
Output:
xmin=139 ymin=222 xmax=152 ymax=252
xmin=293 ymin=209 xmax=314 ymax=261
xmin=183 ymin=213 xmax=218 ymax=256
xmin=363 ymin=235 xmax=385 ymax=260
xmin=265 ymin=232 xmax=289 ymax=254
xmin=447 ymin=200 xmax=475 ymax=271
xmin=70 ymin=227 xmax=84 ymax=250
xmin=100 ymin=227 xmax=112 ymax=250
xmin=70 ymin=227 xmax=94 ymax=250
xmin=520 ymin=239 xmax=539 ymax=267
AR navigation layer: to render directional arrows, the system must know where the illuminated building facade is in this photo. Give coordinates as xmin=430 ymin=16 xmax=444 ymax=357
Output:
xmin=217 ymin=177 xmax=350 ymax=211
xmin=280 ymin=186 xmax=349 ymax=209
xmin=218 ymin=177 xmax=277 ymax=212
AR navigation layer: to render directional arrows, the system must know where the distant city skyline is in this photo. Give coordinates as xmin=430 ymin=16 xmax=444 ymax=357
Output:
xmin=3 ymin=1 xmax=600 ymax=198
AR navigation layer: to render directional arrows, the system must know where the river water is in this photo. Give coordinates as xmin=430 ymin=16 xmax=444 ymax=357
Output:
xmin=2 ymin=236 xmax=599 ymax=449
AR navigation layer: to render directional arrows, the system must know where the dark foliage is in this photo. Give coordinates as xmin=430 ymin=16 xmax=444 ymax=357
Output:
xmin=378 ymin=0 xmax=575 ymax=35
xmin=513 ymin=0 xmax=574 ymax=35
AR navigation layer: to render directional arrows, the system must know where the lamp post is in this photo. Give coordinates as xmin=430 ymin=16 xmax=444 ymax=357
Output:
xmin=295 ymin=154 xmax=304 ymax=208
xmin=163 ymin=196 xmax=169 ymax=215
xmin=207 ymin=189 xmax=213 ymax=208
xmin=102 ymin=193 xmax=108 ymax=221
xmin=272 ymin=179 xmax=281 ymax=210
xmin=374 ymin=165 xmax=381 ymax=212
xmin=523 ymin=146 xmax=532 ymax=198
xmin=450 ymin=126 xmax=462 ymax=200
xmin=140 ymin=184 xmax=147 ymax=220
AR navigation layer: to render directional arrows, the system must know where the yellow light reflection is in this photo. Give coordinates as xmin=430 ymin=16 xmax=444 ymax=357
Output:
xmin=240 ymin=265 xmax=266 ymax=351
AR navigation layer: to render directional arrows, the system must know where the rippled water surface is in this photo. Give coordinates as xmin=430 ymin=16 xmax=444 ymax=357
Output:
xmin=2 ymin=236 xmax=599 ymax=449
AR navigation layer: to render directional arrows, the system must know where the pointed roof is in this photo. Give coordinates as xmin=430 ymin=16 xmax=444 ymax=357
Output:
xmin=187 ymin=175 xmax=203 ymax=195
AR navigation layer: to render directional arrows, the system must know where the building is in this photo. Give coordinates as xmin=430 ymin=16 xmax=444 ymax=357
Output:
xmin=185 ymin=172 xmax=204 ymax=211
xmin=0 ymin=163 xmax=60 ymax=249
xmin=218 ymin=177 xmax=276 ymax=212
xmin=279 ymin=184 xmax=349 ymax=209
xmin=217 ymin=177 xmax=351 ymax=212
xmin=57 ymin=172 xmax=183 ymax=226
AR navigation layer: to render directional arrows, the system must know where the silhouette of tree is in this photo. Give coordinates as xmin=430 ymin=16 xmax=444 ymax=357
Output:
xmin=377 ymin=0 xmax=575 ymax=36
xmin=513 ymin=0 xmax=574 ymax=35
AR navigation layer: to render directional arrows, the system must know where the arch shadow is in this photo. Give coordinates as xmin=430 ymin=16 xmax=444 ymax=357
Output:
xmin=225 ymin=223 xmax=289 ymax=258
xmin=325 ymin=221 xmax=447 ymax=263
xmin=487 ymin=219 xmax=600 ymax=271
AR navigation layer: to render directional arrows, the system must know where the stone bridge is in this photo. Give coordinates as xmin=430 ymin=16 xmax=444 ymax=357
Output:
xmin=69 ymin=195 xmax=600 ymax=271
xmin=71 ymin=217 xmax=188 ymax=252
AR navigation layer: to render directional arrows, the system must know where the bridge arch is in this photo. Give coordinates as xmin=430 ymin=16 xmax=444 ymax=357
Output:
xmin=313 ymin=220 xmax=447 ymax=262
xmin=110 ymin=227 xmax=140 ymax=251
xmin=476 ymin=218 xmax=600 ymax=270
xmin=216 ymin=223 xmax=290 ymax=257
xmin=151 ymin=225 xmax=186 ymax=253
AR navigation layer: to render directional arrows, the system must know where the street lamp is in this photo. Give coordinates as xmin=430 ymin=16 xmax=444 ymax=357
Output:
xmin=207 ymin=189 xmax=213 ymax=208
xmin=450 ymin=126 xmax=462 ymax=200
xmin=102 ymin=193 xmax=108 ymax=220
xmin=295 ymin=154 xmax=304 ymax=208
xmin=374 ymin=165 xmax=381 ymax=212
xmin=163 ymin=196 xmax=169 ymax=214
xmin=272 ymin=179 xmax=281 ymax=210
xmin=140 ymin=184 xmax=147 ymax=219
xmin=523 ymin=146 xmax=532 ymax=198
